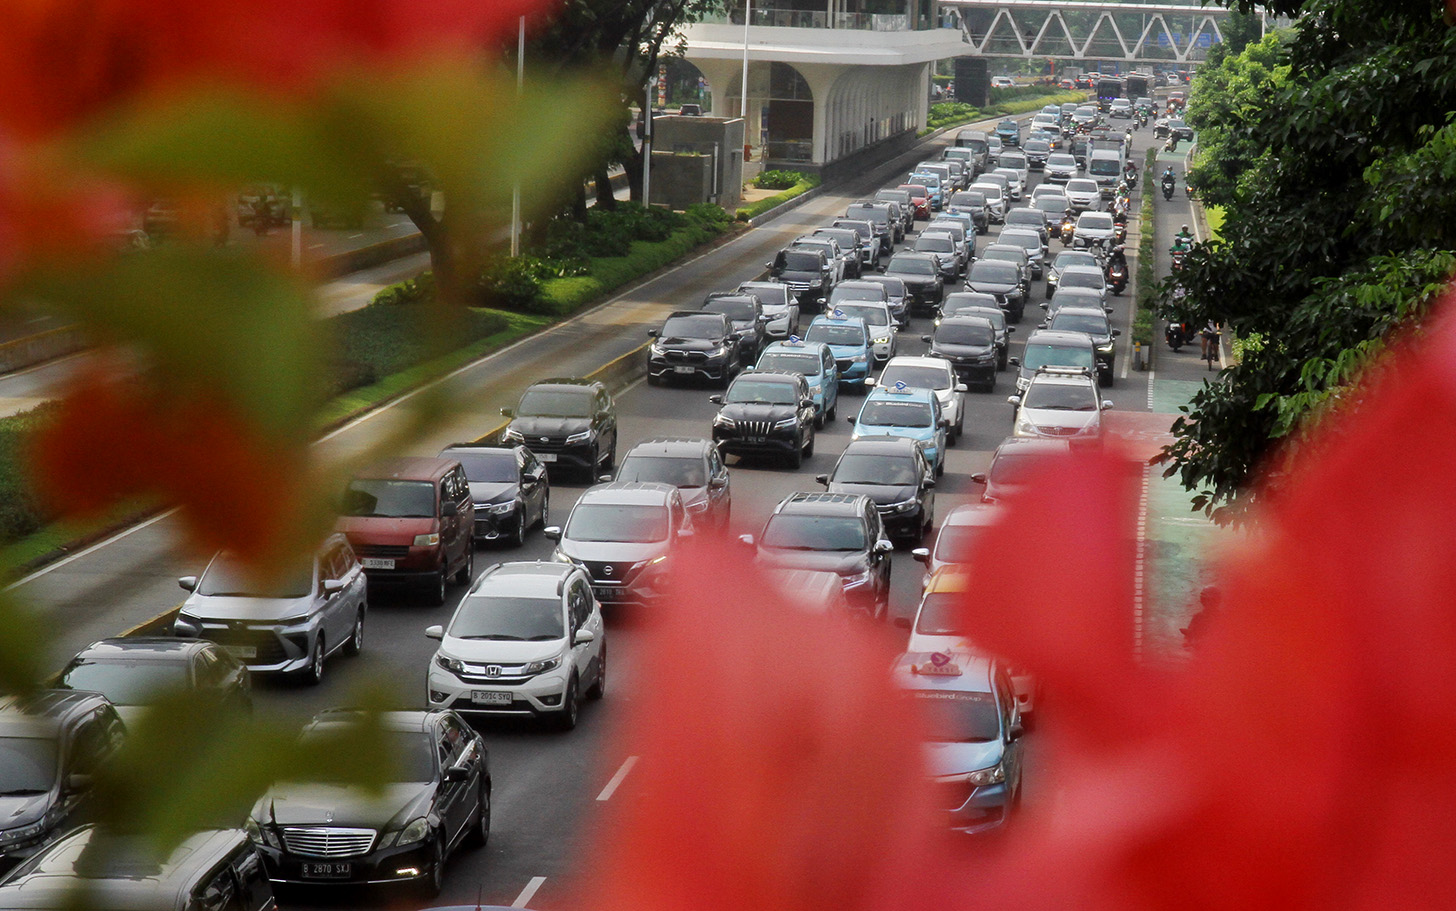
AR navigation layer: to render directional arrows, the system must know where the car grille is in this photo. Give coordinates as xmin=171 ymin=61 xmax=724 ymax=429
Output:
xmin=931 ymin=779 xmax=975 ymax=811
xmin=203 ymin=627 xmax=288 ymax=665
xmin=526 ymin=436 xmax=569 ymax=454
xmin=1035 ymin=424 xmax=1082 ymax=436
xmin=582 ymin=560 xmax=639 ymax=584
xmin=733 ymin=419 xmax=776 ymax=439
xmin=663 ymin=349 xmax=709 ymax=363
xmin=281 ymin=827 xmax=376 ymax=858
xmin=354 ymin=544 xmax=409 ymax=559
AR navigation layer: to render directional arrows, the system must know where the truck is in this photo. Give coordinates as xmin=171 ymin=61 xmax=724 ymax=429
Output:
xmin=1095 ymin=76 xmax=1124 ymax=112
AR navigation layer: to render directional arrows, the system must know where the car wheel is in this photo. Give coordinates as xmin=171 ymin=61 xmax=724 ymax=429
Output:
xmin=999 ymin=350 xmax=1009 ymax=371
xmin=419 ymin=835 xmax=445 ymax=899
xmin=585 ymin=446 xmax=600 ymax=482
xmin=803 ymin=429 xmax=815 ymax=457
xmin=647 ymin=372 xmax=662 ymax=386
xmin=343 ymin=610 xmax=364 ymax=656
xmin=587 ymin=646 xmax=606 ymax=700
xmin=426 ymin=568 xmax=446 ymax=606
xmin=826 ymin=399 xmax=838 ymax=421
xmin=936 ymin=456 xmax=945 ymax=478
xmin=787 ymin=436 xmax=804 ymax=469
xmin=302 ymin=636 xmax=325 ymax=686
xmin=557 ymin=675 xmax=581 ymax=731
xmin=452 ymin=545 xmax=474 ymax=586
xmin=814 ymin=409 xmax=825 ymax=429
xmin=508 ymin=510 xmax=528 ymax=547
xmin=467 ymin=783 xmax=491 ymax=848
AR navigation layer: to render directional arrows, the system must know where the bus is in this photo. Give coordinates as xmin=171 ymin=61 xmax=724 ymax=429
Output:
xmin=1095 ymin=77 xmax=1124 ymax=112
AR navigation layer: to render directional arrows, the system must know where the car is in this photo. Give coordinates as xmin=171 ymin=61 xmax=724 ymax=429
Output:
xmin=871 ymin=355 xmax=968 ymax=444
xmin=910 ymin=173 xmax=946 ymax=210
xmin=913 ymin=232 xmax=961 ymax=281
xmin=1044 ymin=286 xmax=1110 ymax=323
xmin=829 ymin=218 xmax=884 ymax=266
xmin=816 ymin=437 xmax=935 ymax=545
xmin=792 ymin=234 xmax=850 ymax=284
xmin=766 ymin=247 xmax=833 ymax=312
xmin=928 ymin=214 xmax=975 ymax=259
xmin=425 ymin=561 xmax=605 ymax=727
xmin=804 ymin=311 xmax=873 ymax=390
xmin=1073 ymin=210 xmax=1117 ymax=249
xmin=856 ymin=275 xmax=910 ymax=327
xmin=1087 ymin=149 xmax=1125 ymax=197
xmin=896 ymin=183 xmax=932 ymax=219
xmin=501 ymin=378 xmax=619 ymax=478
xmin=647 ymin=310 xmax=743 ymax=387
xmin=990 ymin=75 xmax=1015 ymax=88
xmin=1063 ymin=177 xmax=1099 ymax=211
xmin=1070 ymin=105 xmax=1098 ymax=130
xmin=967 ymin=181 xmax=1006 ymax=224
xmin=711 ymin=371 xmax=817 ymax=468
xmin=176 ymin=534 xmax=368 ymax=682
xmin=881 ymin=252 xmax=945 ymax=316
xmin=247 ymin=709 xmax=490 ymax=897
xmin=614 ymin=437 xmax=731 ymax=530
xmin=1030 ymin=194 xmax=1071 ymax=231
xmin=845 ymin=201 xmax=899 ymax=248
xmin=702 ymin=292 xmax=769 ymax=361
xmin=847 ymin=383 xmax=948 ymax=477
xmin=1003 ymin=209 xmax=1050 ymax=251
xmin=970 ymin=437 xmax=1073 ymax=503
xmin=945 ymin=191 xmax=990 ymax=234
xmin=1010 ymin=328 xmax=1100 ymax=394
xmin=827 ymin=278 xmax=890 ymax=313
xmin=0 ymin=691 xmax=125 ymax=867
xmin=949 ymin=131 xmax=990 ymax=174
xmin=1 ymin=826 xmax=274 ymax=911
xmin=1044 ymin=306 xmax=1120 ymax=383
xmin=1054 ymin=264 xmax=1110 ymax=306
xmin=1045 ymin=249 xmax=1100 ymax=295
xmin=830 ymin=298 xmax=898 ymax=365
xmin=754 ymin=338 xmax=839 ymax=426
xmin=964 ymin=258 xmax=1027 ymax=323
xmin=440 ymin=443 xmax=549 ymax=547
xmin=869 ymin=192 xmax=913 ymax=236
xmin=910 ymin=502 xmax=1001 ymax=586
xmin=812 ymin=227 xmax=868 ymax=279
xmin=985 ymin=135 xmax=1003 ymax=167
xmin=980 ymin=242 xmax=1032 ymax=291
xmin=1109 ymin=97 xmax=1133 ymax=118
xmin=744 ymin=492 xmax=893 ymax=619
xmin=737 ymin=280 xmax=800 ymax=339
xmin=938 ymin=295 xmax=1011 ymax=369
xmin=1044 ymin=152 xmax=1079 ymax=183
xmin=923 ymin=316 xmax=999 ymax=391
xmin=1022 ymin=138 xmax=1051 ymax=169
xmin=56 ymin=637 xmax=252 ymax=726
xmin=1008 ymin=365 xmax=1112 ymax=440
xmin=994 ymin=119 xmax=1021 ymax=146
xmin=1168 ymin=118 xmax=1194 ymax=142
xmin=545 ymin=481 xmax=691 ymax=607
xmin=999 ymin=227 xmax=1047 ymax=280
xmin=892 ymin=649 xmax=1025 ymax=834
xmin=990 ymin=165 xmax=1023 ymax=201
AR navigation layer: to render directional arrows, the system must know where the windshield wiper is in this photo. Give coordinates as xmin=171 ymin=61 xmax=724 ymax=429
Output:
xmin=457 ymin=634 xmax=524 ymax=641
xmin=526 ymin=634 xmax=562 ymax=641
xmin=0 ymin=788 xmax=49 ymax=796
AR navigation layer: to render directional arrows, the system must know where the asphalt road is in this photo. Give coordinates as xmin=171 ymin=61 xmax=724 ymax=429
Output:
xmin=8 ymin=112 xmax=1171 ymax=910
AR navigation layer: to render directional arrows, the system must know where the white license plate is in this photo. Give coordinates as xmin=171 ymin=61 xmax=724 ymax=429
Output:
xmin=362 ymin=557 xmax=395 ymax=570
xmin=594 ymin=586 xmax=626 ymax=599
xmin=538 ymin=453 xmax=557 ymax=463
xmin=223 ymin=645 xmax=256 ymax=659
xmin=302 ymin=863 xmax=351 ymax=879
xmin=472 ymin=691 xmax=512 ymax=706
xmin=673 ymin=365 xmax=695 ymax=374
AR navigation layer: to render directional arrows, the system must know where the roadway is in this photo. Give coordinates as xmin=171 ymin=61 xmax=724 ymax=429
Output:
xmin=8 ymin=114 xmax=1176 ymax=909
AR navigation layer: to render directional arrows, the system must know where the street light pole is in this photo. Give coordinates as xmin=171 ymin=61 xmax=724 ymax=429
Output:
xmin=741 ymin=0 xmax=751 ymax=122
xmin=510 ymin=15 xmax=525 ymax=257
xmin=643 ymin=77 xmax=655 ymax=206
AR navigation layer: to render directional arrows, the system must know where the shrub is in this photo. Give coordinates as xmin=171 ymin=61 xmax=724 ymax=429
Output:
xmin=754 ymin=169 xmax=804 ymax=190
xmin=474 ymin=255 xmax=544 ymax=311
xmin=371 ymin=271 xmax=434 ymax=307
xmin=0 ymin=405 xmax=54 ymax=542
xmin=684 ymin=202 xmax=731 ymax=231
xmin=329 ymin=302 xmax=509 ymax=389
xmin=735 ymin=175 xmax=821 ymax=222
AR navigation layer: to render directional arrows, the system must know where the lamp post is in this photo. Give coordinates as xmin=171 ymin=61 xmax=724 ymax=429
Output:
xmin=741 ymin=0 xmax=751 ymax=135
xmin=643 ymin=76 xmax=656 ymax=206
xmin=510 ymin=16 xmax=525 ymax=257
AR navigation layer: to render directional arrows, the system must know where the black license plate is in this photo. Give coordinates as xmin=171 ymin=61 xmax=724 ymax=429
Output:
xmin=302 ymin=863 xmax=352 ymax=879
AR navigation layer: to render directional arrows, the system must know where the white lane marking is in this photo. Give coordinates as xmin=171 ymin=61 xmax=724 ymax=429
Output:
xmin=513 ymin=876 xmax=547 ymax=908
xmin=1146 ymin=367 xmax=1156 ymax=411
xmin=1134 ymin=465 xmax=1151 ymax=661
xmin=4 ymin=511 xmax=174 ymax=591
xmin=596 ymin=755 xmax=639 ymax=801
xmin=347 ymin=233 xmax=364 ymax=239
xmin=0 ymin=349 xmax=86 ymax=381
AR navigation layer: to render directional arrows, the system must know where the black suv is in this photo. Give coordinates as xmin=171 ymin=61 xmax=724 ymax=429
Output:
xmin=647 ymin=310 xmax=743 ymax=387
xmin=614 ymin=437 xmax=732 ymax=531
xmin=247 ymin=709 xmax=490 ymax=899
xmin=711 ymin=372 xmax=817 ymax=469
xmin=439 ymin=443 xmax=550 ymax=546
xmin=0 ymin=691 xmax=126 ymax=867
xmin=57 ymin=637 xmax=251 ymax=727
xmin=502 ymin=378 xmax=618 ymax=480
xmin=745 ymin=492 xmax=894 ymax=619
xmin=965 ymin=258 xmax=1028 ymax=322
xmin=924 ymin=315 xmax=1000 ymax=390
xmin=767 ymin=248 xmax=833 ymax=313
xmin=882 ymin=252 xmax=945 ymax=316
xmin=702 ymin=292 xmax=767 ymax=360
xmin=816 ymin=437 xmax=935 ymax=545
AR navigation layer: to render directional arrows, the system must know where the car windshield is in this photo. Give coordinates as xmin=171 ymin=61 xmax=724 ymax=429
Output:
xmin=1024 ymin=141 xmax=1050 ymax=153
xmin=864 ymin=277 xmax=906 ymax=297
xmin=1053 ymin=252 xmax=1098 ymax=270
xmin=757 ymin=352 xmax=819 ymax=374
xmin=1003 ymin=232 xmax=1040 ymax=252
xmin=300 ymin=729 xmax=436 ymax=783
xmin=1061 ymin=271 xmax=1104 ymax=290
xmin=833 ymin=454 xmax=920 ymax=485
xmin=933 ymin=525 xmax=983 ymax=564
xmin=343 ymin=478 xmax=436 ymax=520
xmin=914 ymin=592 xmax=968 ymax=635
xmin=762 ymin=515 xmax=866 ymax=551
xmin=1065 ymin=180 xmax=1097 ymax=194
xmin=1089 ymin=158 xmax=1121 ymax=176
xmin=1000 ymin=154 xmax=1027 ymax=169
xmin=450 ymin=595 xmax=565 ymax=641
xmin=566 ymin=503 xmax=668 ymax=543
xmin=806 ymin=323 xmax=866 ymax=346
xmin=1034 ymin=198 xmax=1068 ymax=214
xmin=830 ymin=286 xmax=885 ymax=304
xmin=969 ymin=261 xmax=1018 ymax=283
xmin=887 ymin=257 xmax=935 ymax=277
xmin=879 ymin=364 xmax=950 ymax=391
xmin=1048 ymin=156 xmax=1076 ymax=168
xmin=937 ymin=323 xmax=993 ymax=346
xmin=983 ymin=249 xmax=1023 ymax=266
xmin=704 ymin=299 xmax=756 ymax=321
xmin=1006 ymin=213 xmax=1042 ymax=229
xmin=916 ymin=236 xmax=954 ymax=253
xmin=858 ymin=399 xmax=933 ymax=427
xmin=1079 ymin=214 xmax=1114 ymax=230
xmin=836 ymin=305 xmax=889 ymax=328
xmin=660 ymin=315 xmax=724 ymax=341
xmin=0 ymin=737 xmax=58 ymax=793
xmin=58 ymin=660 xmax=191 ymax=705
xmin=910 ymin=690 xmax=1002 ymax=743
xmin=1024 ymin=382 xmax=1098 ymax=411
xmin=776 ymin=251 xmax=822 ymax=271
xmin=197 ymin=554 xmax=314 ymax=598
xmin=616 ymin=456 xmax=706 ymax=488
xmin=450 ymin=451 xmax=517 ymax=483
xmin=947 ymin=306 xmax=1003 ymax=330
xmin=517 ymin=388 xmax=593 ymax=418
xmin=727 ymin=379 xmax=799 ymax=405
xmin=1023 ymin=343 xmax=1096 ymax=373
xmin=950 ymin=193 xmax=983 ymax=207
xmin=973 ymin=184 xmax=1002 ymax=199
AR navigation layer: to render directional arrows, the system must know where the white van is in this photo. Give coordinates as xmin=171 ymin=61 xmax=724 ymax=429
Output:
xmin=1087 ymin=148 xmax=1125 ymax=198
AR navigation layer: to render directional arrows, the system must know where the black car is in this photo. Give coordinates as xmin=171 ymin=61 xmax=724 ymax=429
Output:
xmin=766 ymin=248 xmax=832 ymax=313
xmin=946 ymin=190 xmax=990 ymax=234
xmin=439 ymin=443 xmax=550 ymax=546
xmin=710 ymin=372 xmax=817 ymax=469
xmin=812 ymin=227 xmax=867 ymax=278
xmin=0 ymin=691 xmax=125 ymax=867
xmin=940 ymin=294 xmax=1012 ymax=369
xmin=816 ymin=437 xmax=935 ymax=545
xmin=744 ymin=493 xmax=894 ymax=619
xmin=1044 ymin=305 xmax=1120 ymax=383
xmin=965 ymin=258 xmax=1028 ymax=322
xmin=614 ymin=437 xmax=732 ymax=530
xmin=913 ymin=233 xmax=961 ymax=281
xmin=702 ymin=292 xmax=768 ymax=360
xmin=248 ymin=709 xmax=490 ymax=899
xmin=924 ymin=316 xmax=1000 ymax=390
xmin=501 ymin=378 xmax=618 ymax=480
xmin=647 ymin=310 xmax=743 ymax=387
xmin=882 ymin=252 xmax=945 ymax=316
xmin=56 ymin=637 xmax=251 ymax=727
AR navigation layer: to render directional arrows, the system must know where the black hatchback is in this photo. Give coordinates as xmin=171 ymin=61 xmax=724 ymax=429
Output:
xmin=816 ymin=437 xmax=936 ymax=545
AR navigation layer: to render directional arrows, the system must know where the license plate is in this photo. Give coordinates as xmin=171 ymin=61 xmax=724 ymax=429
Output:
xmin=538 ymin=452 xmax=557 ymax=463
xmin=361 ymin=557 xmax=394 ymax=570
xmin=472 ymin=691 xmax=512 ymax=706
xmin=673 ymin=365 xmax=695 ymax=374
xmin=223 ymin=645 xmax=256 ymax=659
xmin=744 ymin=437 xmax=765 ymax=444
xmin=302 ymin=863 xmax=352 ymax=879
xmin=593 ymin=586 xmax=626 ymax=600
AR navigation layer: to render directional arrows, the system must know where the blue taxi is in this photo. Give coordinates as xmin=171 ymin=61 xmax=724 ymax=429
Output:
xmin=847 ymin=382 xmax=947 ymax=475
xmin=911 ymin=172 xmax=945 ymax=210
xmin=893 ymin=649 xmax=1025 ymax=835
xmin=804 ymin=311 xmax=873 ymax=391
xmin=753 ymin=337 xmax=840 ymax=427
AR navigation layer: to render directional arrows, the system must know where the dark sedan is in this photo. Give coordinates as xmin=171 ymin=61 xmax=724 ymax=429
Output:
xmin=56 ymin=637 xmax=251 ymax=726
xmin=924 ymin=316 xmax=999 ymax=391
xmin=816 ymin=437 xmax=936 ymax=545
xmin=439 ymin=443 xmax=549 ymax=546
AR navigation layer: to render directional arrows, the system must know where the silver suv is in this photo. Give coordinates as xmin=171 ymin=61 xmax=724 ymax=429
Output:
xmin=1008 ymin=365 xmax=1112 ymax=441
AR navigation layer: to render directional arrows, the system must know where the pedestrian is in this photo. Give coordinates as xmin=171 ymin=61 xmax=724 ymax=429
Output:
xmin=1182 ymin=584 xmax=1222 ymax=650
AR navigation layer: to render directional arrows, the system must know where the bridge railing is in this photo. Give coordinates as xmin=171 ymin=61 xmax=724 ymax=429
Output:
xmin=701 ymin=7 xmax=938 ymax=30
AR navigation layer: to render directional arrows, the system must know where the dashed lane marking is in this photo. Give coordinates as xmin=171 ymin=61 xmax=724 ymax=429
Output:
xmin=596 ymin=756 xmax=639 ymax=802
xmin=513 ymin=876 xmax=547 ymax=908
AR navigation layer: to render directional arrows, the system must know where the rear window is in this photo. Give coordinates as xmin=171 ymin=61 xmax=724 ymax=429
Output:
xmin=936 ymin=322 xmax=994 ymax=346
xmin=969 ymin=261 xmax=1019 ymax=283
xmin=806 ymin=322 xmax=867 ymax=346
xmin=1051 ymin=312 xmax=1109 ymax=335
xmin=343 ymin=479 xmax=435 ymax=520
xmin=704 ymin=298 xmax=756 ymax=321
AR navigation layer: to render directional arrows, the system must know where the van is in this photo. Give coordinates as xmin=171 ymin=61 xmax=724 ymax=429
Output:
xmin=1010 ymin=329 xmax=1099 ymax=394
xmin=953 ymin=129 xmax=991 ymax=173
xmin=337 ymin=456 xmax=476 ymax=605
xmin=1087 ymin=148 xmax=1124 ymax=198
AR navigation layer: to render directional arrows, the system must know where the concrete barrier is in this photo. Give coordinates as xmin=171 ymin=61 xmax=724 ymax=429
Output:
xmin=0 ymin=326 xmax=87 ymax=375
xmin=314 ymin=232 xmax=429 ymax=279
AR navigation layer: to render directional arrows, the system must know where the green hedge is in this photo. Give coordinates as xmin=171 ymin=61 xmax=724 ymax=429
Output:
xmin=1132 ymin=146 xmax=1160 ymax=347
xmin=754 ymin=169 xmax=805 ymax=190
xmin=921 ymin=90 xmax=1089 ymax=135
xmin=0 ymin=406 xmax=54 ymax=543
xmin=996 ymin=91 xmax=1087 ymax=116
xmin=539 ymin=213 xmax=732 ymax=313
xmin=735 ymin=176 xmax=821 ymax=222
xmin=329 ymin=304 xmax=510 ymax=396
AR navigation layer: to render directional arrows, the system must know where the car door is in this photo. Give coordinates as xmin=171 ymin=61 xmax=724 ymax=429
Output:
xmin=433 ymin=721 xmax=472 ymax=849
xmin=820 ymin=348 xmax=839 ymax=413
xmin=566 ymin=580 xmax=600 ymax=687
xmin=996 ymin=668 xmax=1023 ymax=794
xmin=195 ymin=647 xmax=246 ymax=709
xmin=865 ymin=506 xmax=890 ymax=592
xmin=706 ymin=446 xmax=729 ymax=521
xmin=517 ymin=447 xmax=545 ymax=526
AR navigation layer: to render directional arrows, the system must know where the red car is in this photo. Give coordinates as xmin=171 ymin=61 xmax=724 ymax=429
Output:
xmin=897 ymin=184 xmax=932 ymax=219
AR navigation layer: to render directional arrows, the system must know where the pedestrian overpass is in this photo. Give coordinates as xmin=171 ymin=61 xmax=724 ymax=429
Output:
xmin=943 ymin=0 xmax=1244 ymax=63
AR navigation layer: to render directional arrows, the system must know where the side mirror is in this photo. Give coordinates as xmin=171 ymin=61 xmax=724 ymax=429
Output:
xmin=1105 ymin=306 xmax=1115 ymax=314
xmin=425 ymin=625 xmax=444 ymax=640
xmin=708 ymin=394 xmax=723 ymax=404
xmin=921 ymin=334 xmax=933 ymax=343
xmin=178 ymin=575 xmax=198 ymax=592
xmin=938 ymin=418 xmax=951 ymax=428
xmin=445 ymin=765 xmax=470 ymax=783
xmin=971 ymin=472 xmax=989 ymax=484
xmin=802 ymin=399 xmax=815 ymax=409
xmin=1102 ymin=400 xmax=1114 ymax=410
xmin=65 ymin=773 xmax=93 ymax=794
xmin=893 ymin=616 xmax=912 ymax=630
xmin=573 ymin=628 xmax=597 ymax=646
xmin=500 ymin=407 xmax=514 ymax=418
xmin=322 ymin=579 xmax=345 ymax=597
xmin=815 ymin=474 xmax=830 ymax=486
xmin=1007 ymin=326 xmax=1016 ymax=333
xmin=874 ymin=539 xmax=894 ymax=554
xmin=1009 ymin=357 xmax=1021 ymax=367
xmin=738 ymin=533 xmax=756 ymax=547
xmin=1010 ymin=719 xmax=1026 ymax=739
xmin=677 ymin=525 xmax=695 ymax=539
xmin=710 ymin=476 xmax=728 ymax=489
xmin=924 ymin=478 xmax=936 ymax=489
xmin=954 ymin=383 xmax=969 ymax=393
xmin=1039 ymin=302 xmax=1049 ymax=309
xmin=647 ymin=328 xmax=659 ymax=337
xmin=764 ymin=262 xmax=773 ymax=270
xmin=1007 ymin=395 xmax=1022 ymax=406
xmin=598 ymin=473 xmax=613 ymax=483
xmin=845 ymin=415 xmax=856 ymax=424
xmin=863 ymin=377 xmax=877 ymax=388
xmin=911 ymin=547 xmax=931 ymax=564
xmin=1112 ymin=328 xmax=1122 ymax=337
xmin=543 ymin=526 xmax=562 ymax=541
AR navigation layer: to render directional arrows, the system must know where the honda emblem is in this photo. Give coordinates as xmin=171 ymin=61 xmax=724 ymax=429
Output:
xmin=485 ymin=665 xmax=502 ymax=677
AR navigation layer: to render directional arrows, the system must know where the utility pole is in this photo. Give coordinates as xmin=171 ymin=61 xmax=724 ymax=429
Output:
xmin=510 ymin=16 xmax=525 ymax=257
xmin=643 ymin=77 xmax=656 ymax=206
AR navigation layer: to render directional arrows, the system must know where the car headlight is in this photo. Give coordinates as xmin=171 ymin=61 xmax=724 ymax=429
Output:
xmin=393 ymin=817 xmax=431 ymax=847
xmin=483 ymin=501 xmax=517 ymax=514
xmin=633 ymin=555 xmax=668 ymax=572
xmin=413 ymin=533 xmax=440 ymax=546
xmin=1097 ymin=341 xmax=1115 ymax=353
xmin=873 ymin=336 xmax=891 ymax=345
xmin=851 ymin=354 xmax=867 ymax=363
xmin=965 ymin=764 xmax=1006 ymax=787
xmin=564 ymin=430 xmax=592 ymax=444
xmin=713 ymin=413 xmax=736 ymax=428
xmin=524 ymin=655 xmax=562 ymax=675
xmin=436 ymin=653 xmax=465 ymax=675
xmin=1014 ymin=417 xmax=1037 ymax=436
xmin=650 ymin=343 xmax=667 ymax=356
xmin=808 ymin=383 xmax=822 ymax=395
xmin=772 ymin=417 xmax=799 ymax=430
xmin=552 ymin=549 xmax=577 ymax=565
xmin=503 ymin=428 xmax=524 ymax=442
xmin=0 ymin=819 xmax=48 ymax=846
xmin=708 ymin=345 xmax=729 ymax=358
xmin=885 ymin=498 xmax=918 ymax=514
xmin=842 ymin=567 xmax=875 ymax=588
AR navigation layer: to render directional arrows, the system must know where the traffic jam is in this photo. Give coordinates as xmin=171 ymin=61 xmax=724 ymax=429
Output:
xmin=0 ymin=98 xmax=1151 ymax=909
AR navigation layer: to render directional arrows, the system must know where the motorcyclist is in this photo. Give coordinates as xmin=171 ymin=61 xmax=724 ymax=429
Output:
xmin=1172 ymin=224 xmax=1194 ymax=251
xmin=1107 ymin=243 xmax=1128 ymax=272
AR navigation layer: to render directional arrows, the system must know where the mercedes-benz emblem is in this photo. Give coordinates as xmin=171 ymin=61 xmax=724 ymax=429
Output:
xmin=485 ymin=665 xmax=502 ymax=677
xmin=603 ymin=566 xmax=614 ymax=576
xmin=324 ymin=810 xmax=334 ymax=823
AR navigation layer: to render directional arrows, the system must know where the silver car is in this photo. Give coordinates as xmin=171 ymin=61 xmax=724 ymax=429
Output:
xmin=738 ymin=280 xmax=799 ymax=339
xmin=871 ymin=356 xmax=969 ymax=444
xmin=1063 ymin=178 xmax=1100 ymax=212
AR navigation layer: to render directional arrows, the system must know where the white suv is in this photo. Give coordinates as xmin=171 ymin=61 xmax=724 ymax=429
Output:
xmin=425 ymin=561 xmax=605 ymax=730
xmin=870 ymin=355 xmax=969 ymax=444
xmin=1008 ymin=365 xmax=1111 ymax=441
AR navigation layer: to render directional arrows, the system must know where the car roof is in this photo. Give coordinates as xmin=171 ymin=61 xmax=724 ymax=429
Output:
xmin=525 ymin=377 xmax=602 ymax=392
xmin=864 ymin=384 xmax=936 ymax=404
xmin=72 ymin=638 xmax=209 ymax=661
xmin=761 ymin=339 xmax=830 ymax=358
xmin=576 ymin=481 xmax=678 ymax=506
xmin=1060 ymin=265 xmax=1106 ymax=276
xmin=665 ymin=309 xmax=730 ymax=322
xmin=994 ymin=437 xmax=1074 ymax=459
xmin=940 ymin=501 xmax=1005 ymax=529
xmin=356 ymin=456 xmax=457 ymax=483
xmin=892 ymin=650 xmax=996 ymax=694
xmin=463 ymin=560 xmax=576 ymax=600
xmin=732 ymin=371 xmax=802 ymax=386
xmin=1054 ymin=306 xmax=1111 ymax=322
xmin=0 ymin=690 xmax=111 ymax=736
xmin=810 ymin=313 xmax=868 ymax=329
xmin=1028 ymin=367 xmax=1098 ymax=387
xmin=621 ymin=438 xmax=715 ymax=459
xmin=309 ymin=707 xmax=442 ymax=734
xmin=1025 ymin=329 xmax=1097 ymax=346
xmin=937 ymin=315 xmax=994 ymax=330
xmin=924 ymin=567 xmax=970 ymax=594
xmin=773 ymin=492 xmax=872 ymax=516
xmin=835 ymin=280 xmax=888 ymax=293
xmin=883 ymin=355 xmax=952 ymax=372
xmin=839 ymin=436 xmax=922 ymax=459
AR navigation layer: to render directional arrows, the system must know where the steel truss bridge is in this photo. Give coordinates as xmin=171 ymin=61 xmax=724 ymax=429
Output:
xmin=943 ymin=0 xmax=1246 ymax=63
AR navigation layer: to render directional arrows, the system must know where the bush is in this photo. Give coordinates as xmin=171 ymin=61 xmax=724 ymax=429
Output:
xmin=0 ymin=405 xmax=54 ymax=543
xmin=754 ymin=170 xmax=805 ymax=190
xmin=329 ymin=302 xmax=509 ymax=391
xmin=735 ymin=175 xmax=821 ymax=222
xmin=684 ymin=202 xmax=732 ymax=231
xmin=474 ymin=255 xmax=544 ymax=311
xmin=371 ymin=272 xmax=434 ymax=307
xmin=927 ymin=101 xmax=983 ymax=130
xmin=1132 ymin=147 xmax=1160 ymax=347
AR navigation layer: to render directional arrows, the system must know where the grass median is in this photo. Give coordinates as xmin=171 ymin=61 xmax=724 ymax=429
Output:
xmin=735 ymin=176 xmax=821 ymax=222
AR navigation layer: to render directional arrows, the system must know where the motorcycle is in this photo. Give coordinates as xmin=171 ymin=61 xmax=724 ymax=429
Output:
xmin=1171 ymin=249 xmax=1188 ymax=271
xmin=1123 ymin=166 xmax=1139 ymax=189
xmin=1165 ymin=320 xmax=1190 ymax=351
xmin=1113 ymin=223 xmax=1128 ymax=244
xmin=1060 ymin=217 xmax=1076 ymax=245
xmin=1161 ymin=176 xmax=1176 ymax=201
xmin=1107 ymin=261 xmax=1128 ymax=295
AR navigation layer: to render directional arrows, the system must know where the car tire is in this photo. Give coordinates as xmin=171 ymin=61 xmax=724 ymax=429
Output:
xmin=814 ymin=409 xmax=825 ymax=430
xmin=557 ymin=675 xmax=581 ymax=731
xmin=343 ymin=610 xmax=364 ymax=656
xmin=508 ymin=510 xmax=528 ymax=547
xmin=587 ymin=646 xmax=606 ymax=700
xmin=787 ymin=437 xmax=804 ymax=469
xmin=803 ymin=429 xmax=815 ymax=457
xmin=302 ymin=636 xmax=325 ymax=686
xmin=420 ymin=836 xmax=445 ymax=899
xmin=453 ymin=546 xmax=474 ymax=586
xmin=826 ymin=399 xmax=838 ymax=421
xmin=467 ymin=783 xmax=491 ymax=848
xmin=603 ymin=441 xmax=617 ymax=471
xmin=935 ymin=456 xmax=945 ymax=478
xmin=584 ymin=446 xmax=600 ymax=483
xmin=426 ymin=568 xmax=447 ymax=606
xmin=647 ymin=372 xmax=662 ymax=387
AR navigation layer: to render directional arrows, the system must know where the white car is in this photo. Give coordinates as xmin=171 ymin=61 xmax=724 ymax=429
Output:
xmin=426 ymin=561 xmax=605 ymax=729
xmin=833 ymin=299 xmax=898 ymax=364
xmin=991 ymin=76 xmax=1015 ymax=88
xmin=1073 ymin=211 xmax=1117 ymax=249
xmin=1044 ymin=153 xmax=1080 ymax=183
xmin=870 ymin=355 xmax=968 ymax=444
xmin=969 ymin=181 xmax=1006 ymax=223
xmin=1008 ymin=365 xmax=1111 ymax=440
xmin=992 ymin=166 xmax=1024 ymax=201
xmin=738 ymin=280 xmax=799 ymax=339
xmin=1063 ymin=178 xmax=1100 ymax=211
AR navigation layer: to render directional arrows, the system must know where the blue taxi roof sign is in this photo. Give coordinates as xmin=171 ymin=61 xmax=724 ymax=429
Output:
xmin=786 ymin=335 xmax=803 ymax=346
xmin=830 ymin=309 xmax=846 ymax=319
xmin=891 ymin=380 xmax=910 ymax=393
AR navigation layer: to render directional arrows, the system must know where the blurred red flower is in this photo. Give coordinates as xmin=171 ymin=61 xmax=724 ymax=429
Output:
xmin=0 ymin=0 xmax=555 ymax=138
